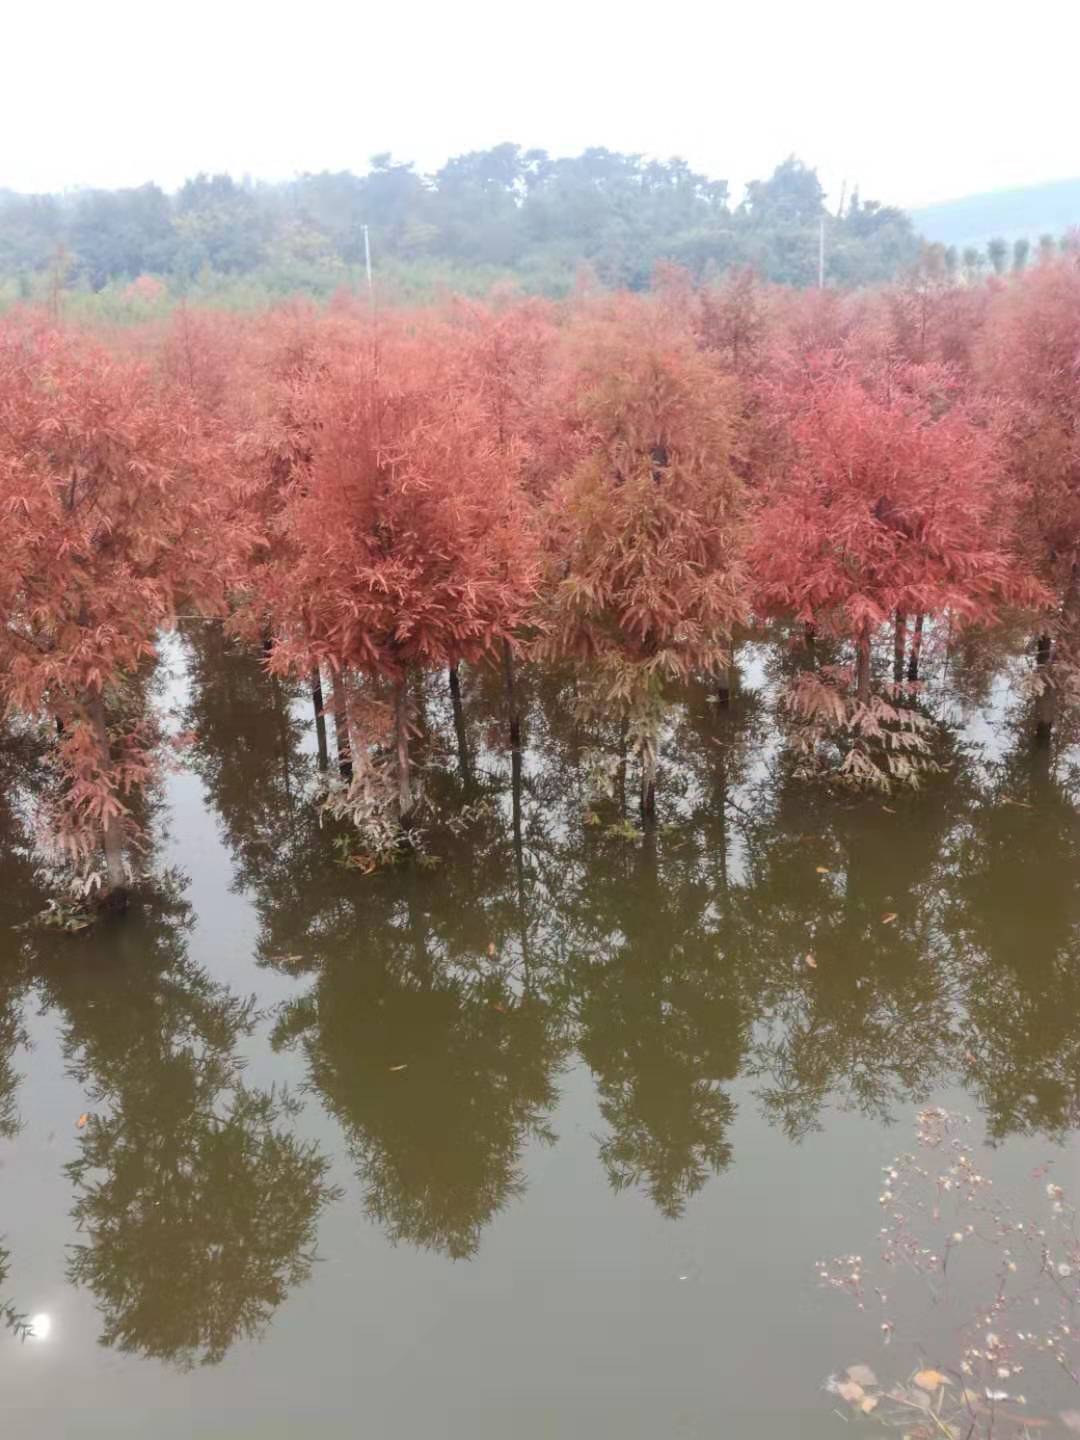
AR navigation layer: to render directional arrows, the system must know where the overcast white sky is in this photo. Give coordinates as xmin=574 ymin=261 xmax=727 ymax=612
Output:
xmin=4 ymin=0 xmax=1077 ymax=208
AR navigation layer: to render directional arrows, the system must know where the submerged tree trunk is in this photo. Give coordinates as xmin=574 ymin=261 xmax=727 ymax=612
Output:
xmin=448 ymin=664 xmax=472 ymax=786
xmin=85 ymin=693 xmax=128 ymax=911
xmin=311 ymin=668 xmax=329 ymax=771
xmin=511 ymin=745 xmax=524 ymax=874
xmin=639 ymin=729 xmax=658 ymax=823
xmin=618 ymin=713 xmax=629 ymax=818
xmin=855 ymin=620 xmax=872 ymax=704
xmin=330 ymin=668 xmax=352 ymax=780
xmin=271 ymin=675 xmax=293 ymax=809
xmin=511 ymin=739 xmax=533 ymax=989
xmin=716 ymin=646 xmax=734 ymax=709
xmin=394 ymin=676 xmax=413 ymax=824
xmin=893 ymin=611 xmax=907 ymax=685
xmin=502 ymin=639 xmax=522 ymax=752
xmin=906 ymin=614 xmax=925 ymax=682
xmin=1035 ymin=632 xmax=1055 ymax=748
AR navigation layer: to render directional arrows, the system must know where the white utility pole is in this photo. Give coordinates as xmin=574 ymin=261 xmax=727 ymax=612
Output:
xmin=363 ymin=224 xmax=373 ymax=298
xmin=818 ymin=217 xmax=825 ymax=289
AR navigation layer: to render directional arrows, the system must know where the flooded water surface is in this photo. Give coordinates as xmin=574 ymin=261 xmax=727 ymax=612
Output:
xmin=1 ymin=627 xmax=1079 ymax=1437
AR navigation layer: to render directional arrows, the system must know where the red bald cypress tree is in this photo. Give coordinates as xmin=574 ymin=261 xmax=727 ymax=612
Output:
xmin=0 ymin=323 xmax=221 ymax=905
xmin=540 ymin=295 xmax=748 ymax=817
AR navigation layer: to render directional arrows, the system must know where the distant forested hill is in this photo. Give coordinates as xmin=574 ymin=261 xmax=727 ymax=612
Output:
xmin=0 ymin=148 xmax=919 ymax=308
xmin=911 ymin=177 xmax=1080 ymax=251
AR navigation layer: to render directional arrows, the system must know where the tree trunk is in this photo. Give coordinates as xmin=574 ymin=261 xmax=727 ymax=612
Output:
xmin=1035 ymin=632 xmax=1054 ymax=748
xmin=330 ymin=668 xmax=352 ymax=780
xmin=804 ymin=621 xmax=817 ymax=653
xmin=502 ymin=638 xmax=522 ymax=752
xmin=906 ymin=614 xmax=924 ymax=682
xmin=855 ymin=620 xmax=872 ymax=704
xmin=893 ymin=611 xmax=907 ymax=685
xmin=716 ymin=651 xmax=734 ymax=709
xmin=511 ymin=741 xmax=532 ymax=990
xmin=639 ymin=730 xmax=658 ymax=823
xmin=271 ymin=675 xmax=293 ymax=809
xmin=448 ymin=664 xmax=472 ymax=786
xmin=85 ymin=693 xmax=128 ymax=911
xmin=618 ymin=713 xmax=629 ymax=818
xmin=394 ymin=675 xmax=413 ymax=823
xmin=311 ymin=669 xmax=329 ymax=771
xmin=511 ymin=745 xmax=524 ymax=875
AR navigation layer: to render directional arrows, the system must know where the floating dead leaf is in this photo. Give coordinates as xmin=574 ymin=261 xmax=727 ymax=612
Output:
xmin=76 ymin=1113 xmax=89 ymax=1129
xmin=881 ymin=912 xmax=898 ymax=925
xmin=487 ymin=943 xmax=496 ymax=957
xmin=815 ymin=865 xmax=831 ymax=875
xmin=388 ymin=1064 xmax=408 ymax=1072
xmin=835 ymin=1380 xmax=865 ymax=1405
xmin=860 ymin=1395 xmax=879 ymax=1414
xmin=847 ymin=1365 xmax=878 ymax=1387
xmin=804 ymin=953 xmax=818 ymax=969
xmin=881 ymin=805 xmax=897 ymax=814
xmin=913 ymin=1369 xmax=949 ymax=1393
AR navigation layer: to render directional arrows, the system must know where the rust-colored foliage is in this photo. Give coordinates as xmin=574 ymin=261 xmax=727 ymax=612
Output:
xmin=752 ymin=352 xmax=1028 ymax=697
xmin=541 ymin=294 xmax=747 ymax=696
xmin=5 ymin=256 xmax=1080 ymax=888
xmin=0 ymin=320 xmax=224 ymax=897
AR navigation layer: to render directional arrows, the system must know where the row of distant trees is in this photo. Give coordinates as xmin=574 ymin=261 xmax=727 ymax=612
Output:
xmin=0 ymin=149 xmax=919 ymax=297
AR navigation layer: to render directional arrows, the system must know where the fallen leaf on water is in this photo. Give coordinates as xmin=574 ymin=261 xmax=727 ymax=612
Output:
xmin=835 ymin=1380 xmax=865 ymax=1405
xmin=815 ymin=865 xmax=831 ymax=875
xmin=388 ymin=1064 xmax=408 ymax=1072
xmin=804 ymin=953 xmax=818 ymax=969
xmin=860 ymin=1395 xmax=879 ymax=1413
xmin=881 ymin=912 xmax=898 ymax=925
xmin=847 ymin=1365 xmax=878 ymax=1387
xmin=76 ymin=1113 xmax=89 ymax=1129
xmin=881 ymin=805 xmax=897 ymax=814
xmin=913 ymin=1369 xmax=949 ymax=1392
xmin=487 ymin=943 xmax=496 ymax=957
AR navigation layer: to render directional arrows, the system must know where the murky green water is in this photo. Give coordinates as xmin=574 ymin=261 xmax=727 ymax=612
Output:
xmin=1 ymin=626 xmax=1078 ymax=1436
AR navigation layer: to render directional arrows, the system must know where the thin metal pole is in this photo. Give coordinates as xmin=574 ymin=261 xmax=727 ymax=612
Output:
xmin=363 ymin=224 xmax=373 ymax=298
xmin=818 ymin=217 xmax=825 ymax=289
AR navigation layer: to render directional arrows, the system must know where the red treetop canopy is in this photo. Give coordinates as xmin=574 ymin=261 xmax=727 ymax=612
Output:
xmin=269 ymin=310 xmax=541 ymax=684
xmin=541 ymin=295 xmax=748 ymax=699
xmin=751 ymin=355 xmax=1031 ymax=640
